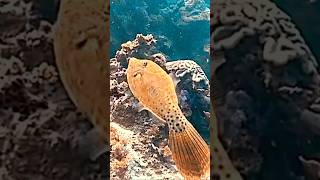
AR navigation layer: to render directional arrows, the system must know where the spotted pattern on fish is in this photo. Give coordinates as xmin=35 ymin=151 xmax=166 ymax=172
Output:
xmin=127 ymin=58 xmax=210 ymax=179
xmin=54 ymin=0 xmax=109 ymax=143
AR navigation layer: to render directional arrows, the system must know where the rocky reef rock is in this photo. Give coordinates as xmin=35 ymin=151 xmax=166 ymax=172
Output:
xmin=110 ymin=34 xmax=210 ymax=179
xmin=211 ymin=0 xmax=320 ymax=179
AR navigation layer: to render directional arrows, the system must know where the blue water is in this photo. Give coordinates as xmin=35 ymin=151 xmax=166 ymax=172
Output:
xmin=110 ymin=0 xmax=210 ymax=76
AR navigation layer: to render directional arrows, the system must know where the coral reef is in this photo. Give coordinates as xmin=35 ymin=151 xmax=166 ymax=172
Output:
xmin=0 ymin=0 xmax=106 ymax=179
xmin=110 ymin=0 xmax=210 ymax=75
xmin=110 ymin=34 xmax=210 ymax=179
xmin=211 ymin=0 xmax=320 ymax=179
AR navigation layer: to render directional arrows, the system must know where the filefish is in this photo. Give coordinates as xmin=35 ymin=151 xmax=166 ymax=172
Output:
xmin=210 ymin=111 xmax=243 ymax=180
xmin=126 ymin=58 xmax=210 ymax=179
xmin=210 ymin=56 xmax=243 ymax=180
xmin=54 ymin=0 xmax=109 ymax=159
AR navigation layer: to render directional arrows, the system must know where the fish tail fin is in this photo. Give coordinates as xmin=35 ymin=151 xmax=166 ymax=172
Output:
xmin=212 ymin=138 xmax=243 ymax=180
xmin=168 ymin=119 xmax=210 ymax=179
xmin=211 ymin=106 xmax=243 ymax=179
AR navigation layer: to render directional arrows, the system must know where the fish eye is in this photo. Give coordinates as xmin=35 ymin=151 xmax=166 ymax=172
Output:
xmin=143 ymin=62 xmax=148 ymax=67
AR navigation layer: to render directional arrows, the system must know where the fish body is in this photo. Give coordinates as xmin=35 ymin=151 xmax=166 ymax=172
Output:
xmin=210 ymin=111 xmax=243 ymax=180
xmin=211 ymin=59 xmax=243 ymax=180
xmin=127 ymin=58 xmax=210 ymax=179
xmin=53 ymin=0 xmax=109 ymax=158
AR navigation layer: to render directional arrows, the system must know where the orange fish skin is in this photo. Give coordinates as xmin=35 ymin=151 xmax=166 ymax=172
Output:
xmin=127 ymin=58 xmax=210 ymax=179
xmin=54 ymin=0 xmax=109 ymax=140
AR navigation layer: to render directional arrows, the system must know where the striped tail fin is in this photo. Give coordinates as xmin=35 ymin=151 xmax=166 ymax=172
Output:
xmin=168 ymin=118 xmax=210 ymax=179
xmin=211 ymin=110 xmax=243 ymax=180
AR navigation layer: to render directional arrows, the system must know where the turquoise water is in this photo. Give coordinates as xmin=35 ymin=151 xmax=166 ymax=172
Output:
xmin=110 ymin=0 xmax=210 ymax=76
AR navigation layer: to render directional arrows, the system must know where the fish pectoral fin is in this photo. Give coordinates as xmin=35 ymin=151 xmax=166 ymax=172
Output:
xmin=135 ymin=102 xmax=166 ymax=123
xmin=148 ymin=111 xmax=166 ymax=123
xmin=169 ymin=72 xmax=181 ymax=87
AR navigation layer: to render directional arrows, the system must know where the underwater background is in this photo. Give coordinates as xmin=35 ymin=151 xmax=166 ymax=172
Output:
xmin=110 ymin=0 xmax=211 ymax=143
xmin=1 ymin=0 xmax=319 ymax=179
xmin=110 ymin=0 xmax=320 ymax=77
xmin=109 ymin=0 xmax=320 ymax=179
xmin=110 ymin=0 xmax=210 ymax=76
xmin=274 ymin=0 xmax=320 ymax=61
